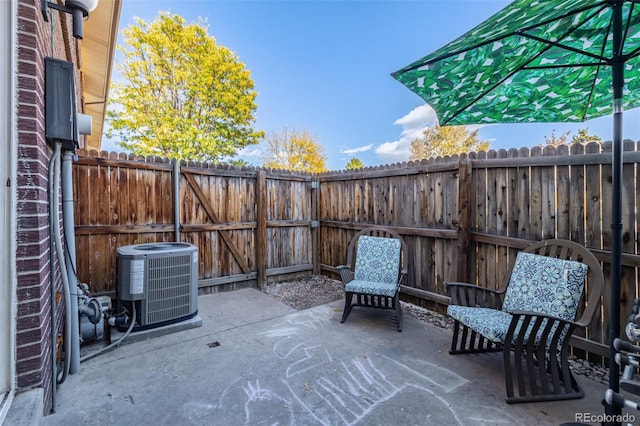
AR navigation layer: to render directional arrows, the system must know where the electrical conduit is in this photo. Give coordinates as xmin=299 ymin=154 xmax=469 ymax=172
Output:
xmin=47 ymin=143 xmax=57 ymax=410
xmin=50 ymin=142 xmax=72 ymax=384
xmin=61 ymin=150 xmax=80 ymax=374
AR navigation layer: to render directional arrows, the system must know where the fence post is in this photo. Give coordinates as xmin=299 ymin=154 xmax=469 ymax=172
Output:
xmin=456 ymin=157 xmax=472 ymax=283
xmin=256 ymin=170 xmax=268 ymax=290
xmin=311 ymin=177 xmax=320 ymax=275
xmin=173 ymin=159 xmax=181 ymax=242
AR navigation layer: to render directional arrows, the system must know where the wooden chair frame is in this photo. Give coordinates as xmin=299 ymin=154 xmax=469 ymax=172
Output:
xmin=447 ymin=239 xmax=604 ymax=403
xmin=337 ymin=226 xmax=408 ymax=332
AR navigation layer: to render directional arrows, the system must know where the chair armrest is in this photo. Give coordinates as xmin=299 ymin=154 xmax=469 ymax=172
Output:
xmin=446 ymin=281 xmax=505 ymax=309
xmin=398 ymin=269 xmax=407 ymax=286
xmin=336 ymin=265 xmax=354 ymax=284
xmin=505 ymin=310 xmax=582 ymax=348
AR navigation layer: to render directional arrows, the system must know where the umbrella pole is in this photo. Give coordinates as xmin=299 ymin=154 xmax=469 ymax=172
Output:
xmin=607 ymin=99 xmax=623 ymax=421
xmin=606 ymin=1 xmax=623 ymax=422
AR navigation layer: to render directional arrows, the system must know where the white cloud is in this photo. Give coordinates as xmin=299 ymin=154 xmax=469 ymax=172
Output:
xmin=237 ymin=146 xmax=262 ymax=157
xmin=341 ymin=144 xmax=373 ymax=155
xmin=394 ymin=103 xmax=438 ymax=129
xmin=375 ymin=104 xmax=438 ymax=163
xmin=375 ymin=140 xmax=412 ymax=163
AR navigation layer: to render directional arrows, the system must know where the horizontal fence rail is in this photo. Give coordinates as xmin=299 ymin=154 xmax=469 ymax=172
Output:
xmin=73 ymin=141 xmax=640 ymax=362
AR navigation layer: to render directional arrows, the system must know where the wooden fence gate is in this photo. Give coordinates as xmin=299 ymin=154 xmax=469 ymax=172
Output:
xmin=73 ymin=152 xmax=317 ymax=296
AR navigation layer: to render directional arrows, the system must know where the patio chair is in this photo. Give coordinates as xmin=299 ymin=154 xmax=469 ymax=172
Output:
xmin=337 ymin=226 xmax=408 ymax=332
xmin=446 ymin=239 xmax=603 ymax=403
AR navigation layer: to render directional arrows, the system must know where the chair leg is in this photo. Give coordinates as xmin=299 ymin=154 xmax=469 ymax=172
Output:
xmin=449 ymin=321 xmax=502 ymax=354
xmin=341 ymin=292 xmax=354 ymax=323
xmin=504 ymin=342 xmax=583 ymax=403
xmin=395 ymin=294 xmax=403 ymax=332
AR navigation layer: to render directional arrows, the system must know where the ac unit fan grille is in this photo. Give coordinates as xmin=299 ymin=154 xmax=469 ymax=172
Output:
xmin=145 ymin=254 xmax=193 ymax=325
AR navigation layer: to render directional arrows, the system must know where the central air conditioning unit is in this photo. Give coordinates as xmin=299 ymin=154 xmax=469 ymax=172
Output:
xmin=117 ymin=242 xmax=198 ymax=332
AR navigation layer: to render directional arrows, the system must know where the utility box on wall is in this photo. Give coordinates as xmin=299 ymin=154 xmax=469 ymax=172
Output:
xmin=44 ymin=57 xmax=77 ymax=150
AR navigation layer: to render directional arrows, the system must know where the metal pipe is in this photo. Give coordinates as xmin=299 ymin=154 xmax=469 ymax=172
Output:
xmin=61 ymin=150 xmax=80 ymax=374
xmin=51 ymin=143 xmax=71 ymax=385
xmin=606 ymin=1 xmax=624 ymax=422
xmin=47 ymin=144 xmax=57 ymax=412
xmin=47 ymin=9 xmax=57 ymax=413
xmin=173 ymin=159 xmax=180 ymax=242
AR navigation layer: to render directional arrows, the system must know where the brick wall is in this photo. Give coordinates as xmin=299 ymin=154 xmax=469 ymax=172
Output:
xmin=15 ymin=0 xmax=82 ymax=414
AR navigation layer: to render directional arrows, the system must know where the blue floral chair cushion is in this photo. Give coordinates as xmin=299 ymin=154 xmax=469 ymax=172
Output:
xmin=446 ymin=306 xmax=513 ymax=343
xmin=353 ymin=236 xmax=401 ymax=285
xmin=502 ymin=252 xmax=588 ymax=321
xmin=447 ymin=252 xmax=588 ymax=346
xmin=447 ymin=305 xmax=569 ymax=346
xmin=344 ymin=280 xmax=398 ymax=297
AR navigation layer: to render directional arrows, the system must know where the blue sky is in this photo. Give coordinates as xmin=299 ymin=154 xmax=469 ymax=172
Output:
xmin=101 ymin=0 xmax=640 ymax=170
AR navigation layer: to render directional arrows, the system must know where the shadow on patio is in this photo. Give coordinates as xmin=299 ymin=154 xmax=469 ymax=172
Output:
xmin=42 ymin=288 xmax=621 ymax=426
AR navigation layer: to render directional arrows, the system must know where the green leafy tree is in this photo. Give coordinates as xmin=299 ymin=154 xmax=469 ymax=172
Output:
xmin=261 ymin=127 xmax=328 ymax=172
xmin=410 ymin=125 xmax=489 ymax=160
xmin=107 ymin=12 xmax=263 ymax=162
xmin=345 ymin=158 xmax=365 ymax=170
xmin=571 ymin=128 xmax=602 ymax=144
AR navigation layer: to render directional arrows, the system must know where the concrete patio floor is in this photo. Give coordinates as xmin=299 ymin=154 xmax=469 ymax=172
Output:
xmin=37 ymin=288 xmax=626 ymax=425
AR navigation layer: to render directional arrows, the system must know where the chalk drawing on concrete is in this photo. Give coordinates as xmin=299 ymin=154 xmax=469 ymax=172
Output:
xmin=241 ymin=380 xmax=295 ymax=426
xmin=179 ymin=377 xmax=296 ymax=426
xmin=200 ymin=306 xmax=519 ymax=425
xmin=281 ymin=355 xmax=466 ymax=426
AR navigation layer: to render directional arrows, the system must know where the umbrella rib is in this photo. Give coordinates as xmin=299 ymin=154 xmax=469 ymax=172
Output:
xmin=582 ymin=8 xmax=615 ymax=121
xmin=621 ymin=0 xmax=638 ymax=57
xmin=516 ymin=31 xmax=608 ymax=63
xmin=523 ymin=62 xmax=606 ymax=70
xmin=443 ymin=3 xmax=617 ymax=124
xmin=394 ymin=1 xmax=610 ymax=75
xmin=444 ymin=35 xmax=565 ymax=124
xmin=625 ymin=45 xmax=640 ymax=59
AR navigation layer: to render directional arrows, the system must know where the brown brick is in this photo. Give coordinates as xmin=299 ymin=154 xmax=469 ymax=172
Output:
xmin=16 ymin=337 xmax=49 ymax=361
xmin=17 ymin=75 xmax=37 ymax=91
xmin=16 ymin=298 xmax=44 ymax=318
xmin=16 ymin=257 xmax=48 ymax=274
xmin=18 ymin=46 xmax=40 ymax=62
xmin=18 ymin=15 xmax=36 ymax=34
xmin=17 ymin=214 xmax=48 ymax=230
xmin=16 ymin=240 xmax=49 ymax=258
xmin=17 ymin=354 xmax=46 ymax=374
xmin=16 ymin=225 xmax=50 ymax=243
xmin=17 ymin=369 xmax=43 ymax=388
xmin=16 ymin=285 xmax=41 ymax=301
xmin=17 ymin=314 xmax=43 ymax=332
xmin=18 ymin=144 xmax=49 ymax=161
xmin=18 ymin=103 xmax=37 ymax=118
xmin=17 ymin=1 xmax=37 ymax=21
xmin=18 ymin=201 xmax=48 ymax=216
xmin=16 ymin=327 xmax=46 ymax=348
xmin=16 ymin=187 xmax=48 ymax=205
xmin=17 ymin=272 xmax=50 ymax=289
xmin=18 ymin=31 xmax=38 ymax=50
xmin=18 ymin=116 xmax=38 ymax=132
xmin=18 ymin=89 xmax=37 ymax=105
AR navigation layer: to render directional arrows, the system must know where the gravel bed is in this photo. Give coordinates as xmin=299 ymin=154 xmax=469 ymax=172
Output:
xmin=264 ymin=275 xmax=345 ymax=311
xmin=263 ymin=275 xmax=609 ymax=385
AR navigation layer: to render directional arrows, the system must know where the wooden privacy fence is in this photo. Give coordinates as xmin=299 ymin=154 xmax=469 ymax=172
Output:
xmin=73 ymin=141 xmax=640 ymax=361
xmin=73 ymin=151 xmax=317 ymax=296
xmin=316 ymin=141 xmax=640 ymax=360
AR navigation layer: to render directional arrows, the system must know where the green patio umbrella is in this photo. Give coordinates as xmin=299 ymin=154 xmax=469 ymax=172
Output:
xmin=392 ymin=0 xmax=640 ymax=415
